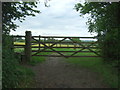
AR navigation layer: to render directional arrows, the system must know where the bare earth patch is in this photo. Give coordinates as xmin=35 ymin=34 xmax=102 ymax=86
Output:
xmin=26 ymin=55 xmax=109 ymax=88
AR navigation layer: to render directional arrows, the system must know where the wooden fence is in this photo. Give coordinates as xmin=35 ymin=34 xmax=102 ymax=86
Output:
xmin=12 ymin=31 xmax=100 ymax=63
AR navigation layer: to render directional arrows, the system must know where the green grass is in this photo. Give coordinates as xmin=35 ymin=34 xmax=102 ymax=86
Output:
xmin=29 ymin=52 xmax=51 ymax=66
xmin=14 ymin=48 xmax=24 ymax=53
xmin=14 ymin=48 xmax=51 ymax=88
xmin=65 ymin=57 xmax=118 ymax=88
xmin=14 ymin=48 xmax=51 ymax=66
xmin=16 ymin=65 xmax=35 ymax=88
xmin=30 ymin=48 xmax=52 ymax=65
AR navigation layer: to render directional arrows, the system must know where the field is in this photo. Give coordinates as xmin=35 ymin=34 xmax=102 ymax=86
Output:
xmin=14 ymin=42 xmax=86 ymax=47
xmin=14 ymin=42 xmax=118 ymax=88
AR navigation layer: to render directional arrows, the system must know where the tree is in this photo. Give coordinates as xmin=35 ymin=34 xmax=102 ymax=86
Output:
xmin=2 ymin=2 xmax=40 ymax=35
xmin=2 ymin=2 xmax=40 ymax=88
xmin=75 ymin=2 xmax=120 ymax=62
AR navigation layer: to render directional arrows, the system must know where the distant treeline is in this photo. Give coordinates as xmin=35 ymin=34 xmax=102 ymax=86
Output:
xmin=14 ymin=37 xmax=95 ymax=43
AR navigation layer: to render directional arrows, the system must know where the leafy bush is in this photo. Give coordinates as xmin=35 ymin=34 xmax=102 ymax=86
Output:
xmin=2 ymin=35 xmax=34 ymax=88
xmin=99 ymin=29 xmax=119 ymax=62
xmin=2 ymin=35 xmax=19 ymax=88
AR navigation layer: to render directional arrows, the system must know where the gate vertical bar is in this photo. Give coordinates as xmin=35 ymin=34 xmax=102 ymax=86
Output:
xmin=44 ymin=37 xmax=46 ymax=47
xmin=49 ymin=37 xmax=50 ymax=46
xmin=25 ymin=31 xmax=32 ymax=63
xmin=60 ymin=43 xmax=61 ymax=47
xmin=39 ymin=35 xmax=40 ymax=50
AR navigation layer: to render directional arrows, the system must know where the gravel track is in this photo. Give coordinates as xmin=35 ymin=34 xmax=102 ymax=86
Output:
xmin=26 ymin=55 xmax=109 ymax=88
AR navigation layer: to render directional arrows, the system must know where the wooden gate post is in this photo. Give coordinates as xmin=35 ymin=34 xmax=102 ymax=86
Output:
xmin=25 ymin=31 xmax=32 ymax=63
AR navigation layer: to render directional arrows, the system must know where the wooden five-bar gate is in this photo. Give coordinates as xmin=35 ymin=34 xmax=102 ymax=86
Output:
xmin=13 ymin=31 xmax=100 ymax=62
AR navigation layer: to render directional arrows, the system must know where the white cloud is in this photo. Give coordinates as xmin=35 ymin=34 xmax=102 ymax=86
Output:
xmin=10 ymin=0 xmax=97 ymax=37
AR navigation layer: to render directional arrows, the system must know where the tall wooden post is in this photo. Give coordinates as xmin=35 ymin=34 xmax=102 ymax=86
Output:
xmin=25 ymin=31 xmax=31 ymax=62
xmin=39 ymin=35 xmax=40 ymax=50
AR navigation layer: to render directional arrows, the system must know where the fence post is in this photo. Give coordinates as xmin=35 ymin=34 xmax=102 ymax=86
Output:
xmin=25 ymin=31 xmax=32 ymax=63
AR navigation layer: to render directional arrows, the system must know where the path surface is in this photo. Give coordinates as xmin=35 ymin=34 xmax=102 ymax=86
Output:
xmin=27 ymin=56 xmax=109 ymax=88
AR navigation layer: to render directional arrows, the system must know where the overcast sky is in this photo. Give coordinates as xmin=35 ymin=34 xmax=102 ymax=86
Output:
xmin=10 ymin=0 xmax=97 ymax=37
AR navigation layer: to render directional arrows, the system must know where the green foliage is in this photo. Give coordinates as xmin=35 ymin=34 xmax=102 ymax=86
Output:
xmin=2 ymin=2 xmax=40 ymax=34
xmin=100 ymin=29 xmax=119 ymax=61
xmin=2 ymin=2 xmax=40 ymax=88
xmin=75 ymin=2 xmax=120 ymax=62
xmin=75 ymin=3 xmax=119 ymax=87
xmin=2 ymin=35 xmax=19 ymax=88
xmin=75 ymin=2 xmax=119 ymax=33
xmin=2 ymin=35 xmax=35 ymax=88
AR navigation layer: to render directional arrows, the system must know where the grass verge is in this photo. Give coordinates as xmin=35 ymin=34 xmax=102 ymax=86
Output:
xmin=65 ymin=57 xmax=118 ymax=88
xmin=16 ymin=65 xmax=35 ymax=88
xmin=29 ymin=48 xmax=52 ymax=66
xmin=14 ymin=48 xmax=51 ymax=87
xmin=29 ymin=56 xmax=45 ymax=66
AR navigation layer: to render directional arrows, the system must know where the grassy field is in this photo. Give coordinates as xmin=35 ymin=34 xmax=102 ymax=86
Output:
xmin=14 ymin=42 xmax=118 ymax=88
xmin=14 ymin=42 xmax=97 ymax=47
xmin=14 ymin=42 xmax=76 ymax=47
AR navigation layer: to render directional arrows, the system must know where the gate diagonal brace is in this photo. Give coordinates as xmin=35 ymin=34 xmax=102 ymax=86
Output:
xmin=38 ymin=38 xmax=67 ymax=57
xmin=84 ymin=41 xmax=100 ymax=56
xmin=32 ymin=37 xmax=50 ymax=56
xmin=31 ymin=37 xmax=42 ymax=56
xmin=31 ymin=37 xmax=46 ymax=55
xmin=46 ymin=37 xmax=67 ymax=47
xmin=39 ymin=42 xmax=67 ymax=58
xmin=68 ymin=37 xmax=86 ymax=56
xmin=68 ymin=37 xmax=85 ymax=47
xmin=86 ymin=41 xmax=98 ymax=48
xmin=32 ymin=37 xmax=67 ymax=57
xmin=31 ymin=36 xmax=100 ymax=57
xmin=49 ymin=48 xmax=67 ymax=58
xmin=36 ymin=37 xmax=67 ymax=52
xmin=35 ymin=37 xmax=67 ymax=50
xmin=69 ymin=48 xmax=85 ymax=57
xmin=68 ymin=37 xmax=100 ymax=57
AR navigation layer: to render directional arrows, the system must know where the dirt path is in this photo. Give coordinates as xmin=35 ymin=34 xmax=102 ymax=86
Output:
xmin=27 ymin=56 xmax=109 ymax=88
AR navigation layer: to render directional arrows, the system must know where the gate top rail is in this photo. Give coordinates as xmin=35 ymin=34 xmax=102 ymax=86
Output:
xmin=12 ymin=35 xmax=98 ymax=39
xmin=32 ymin=36 xmax=97 ymax=38
xmin=12 ymin=35 xmax=25 ymax=37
